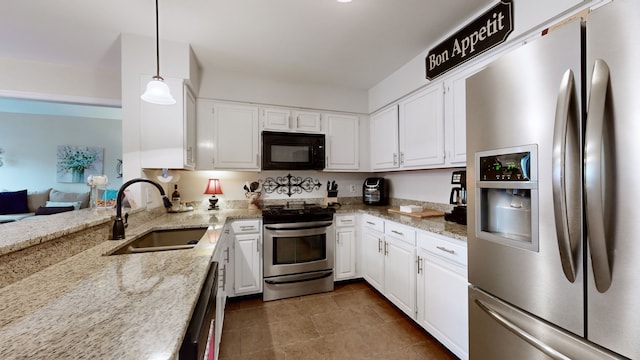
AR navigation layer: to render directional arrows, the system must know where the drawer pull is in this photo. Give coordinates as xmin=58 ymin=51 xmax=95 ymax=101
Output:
xmin=240 ymin=225 xmax=256 ymax=231
xmin=366 ymin=221 xmax=376 ymax=225
xmin=391 ymin=230 xmax=404 ymax=236
xmin=437 ymin=246 xmax=455 ymax=254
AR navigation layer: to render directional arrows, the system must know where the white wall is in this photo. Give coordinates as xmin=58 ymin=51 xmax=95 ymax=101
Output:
xmin=368 ymin=0 xmax=592 ymax=112
xmin=0 ymin=57 xmax=121 ymax=106
xmin=142 ymin=169 xmax=370 ymax=209
xmin=0 ymin=112 xmax=122 ymax=192
xmin=199 ymin=68 xmax=369 ymax=114
xmin=381 ymin=168 xmax=464 ymax=205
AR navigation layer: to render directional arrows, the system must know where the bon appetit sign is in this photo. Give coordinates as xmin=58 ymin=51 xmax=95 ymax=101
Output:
xmin=426 ymin=0 xmax=513 ymax=80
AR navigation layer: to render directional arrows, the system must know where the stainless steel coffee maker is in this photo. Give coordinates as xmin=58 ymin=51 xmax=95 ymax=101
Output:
xmin=445 ymin=170 xmax=467 ymax=225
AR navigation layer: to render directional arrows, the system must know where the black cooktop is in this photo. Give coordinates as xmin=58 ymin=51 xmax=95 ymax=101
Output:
xmin=262 ymin=202 xmax=335 ymax=224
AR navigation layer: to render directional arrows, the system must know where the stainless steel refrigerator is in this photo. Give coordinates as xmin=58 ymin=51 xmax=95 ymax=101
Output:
xmin=466 ymin=0 xmax=639 ymax=358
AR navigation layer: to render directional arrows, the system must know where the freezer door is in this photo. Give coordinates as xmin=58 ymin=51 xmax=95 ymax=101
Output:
xmin=585 ymin=1 xmax=640 ymax=358
xmin=469 ymin=286 xmax=624 ymax=360
xmin=466 ymin=20 xmax=584 ymax=335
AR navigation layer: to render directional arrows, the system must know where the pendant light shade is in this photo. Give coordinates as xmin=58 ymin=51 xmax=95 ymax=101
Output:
xmin=141 ymin=0 xmax=176 ymax=105
xmin=141 ymin=76 xmax=175 ymax=105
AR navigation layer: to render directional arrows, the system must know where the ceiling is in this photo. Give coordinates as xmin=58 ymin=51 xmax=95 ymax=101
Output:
xmin=0 ymin=0 xmax=493 ymax=91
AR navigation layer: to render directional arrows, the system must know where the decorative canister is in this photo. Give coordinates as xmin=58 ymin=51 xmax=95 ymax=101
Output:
xmin=246 ymin=192 xmax=261 ymax=209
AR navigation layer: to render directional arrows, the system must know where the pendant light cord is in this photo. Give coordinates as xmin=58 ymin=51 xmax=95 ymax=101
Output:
xmin=154 ymin=0 xmax=162 ymax=80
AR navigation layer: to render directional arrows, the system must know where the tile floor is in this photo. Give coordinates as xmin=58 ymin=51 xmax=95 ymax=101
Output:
xmin=219 ymin=280 xmax=459 ymax=359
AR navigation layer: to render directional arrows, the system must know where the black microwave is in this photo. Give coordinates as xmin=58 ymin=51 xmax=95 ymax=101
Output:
xmin=262 ymin=131 xmax=325 ymax=170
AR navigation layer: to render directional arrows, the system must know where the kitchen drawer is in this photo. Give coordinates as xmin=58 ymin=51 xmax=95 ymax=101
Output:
xmin=385 ymin=221 xmax=416 ymax=246
xmin=417 ymin=231 xmax=467 ymax=267
xmin=362 ymin=215 xmax=384 ymax=233
xmin=231 ymin=219 xmax=261 ymax=234
xmin=335 ymin=214 xmax=356 ymax=227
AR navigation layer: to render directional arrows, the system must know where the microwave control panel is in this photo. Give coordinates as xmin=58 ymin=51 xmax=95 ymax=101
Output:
xmin=479 ymin=152 xmax=531 ymax=181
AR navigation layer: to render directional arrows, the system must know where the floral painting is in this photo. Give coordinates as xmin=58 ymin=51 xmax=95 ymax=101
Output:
xmin=56 ymin=145 xmax=104 ymax=183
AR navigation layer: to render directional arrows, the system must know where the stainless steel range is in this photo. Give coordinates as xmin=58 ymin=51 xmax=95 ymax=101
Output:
xmin=262 ymin=202 xmax=335 ymax=301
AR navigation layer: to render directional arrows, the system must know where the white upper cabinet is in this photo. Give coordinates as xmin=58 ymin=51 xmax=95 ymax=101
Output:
xmin=325 ymin=113 xmax=359 ymax=171
xmin=370 ymin=83 xmax=445 ymax=172
xmin=261 ymin=106 xmax=322 ymax=133
xmin=196 ymin=100 xmax=260 ymax=170
xmin=370 ymin=105 xmax=400 ymax=171
xmin=398 ymin=83 xmax=445 ymax=169
xmin=140 ymin=77 xmax=196 ymax=170
xmin=443 ymin=66 xmax=482 ymax=167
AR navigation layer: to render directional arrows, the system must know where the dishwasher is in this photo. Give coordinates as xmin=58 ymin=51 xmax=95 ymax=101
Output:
xmin=180 ymin=261 xmax=218 ymax=360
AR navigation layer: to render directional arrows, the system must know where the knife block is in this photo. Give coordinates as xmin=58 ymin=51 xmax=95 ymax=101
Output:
xmin=324 ymin=191 xmax=338 ymax=206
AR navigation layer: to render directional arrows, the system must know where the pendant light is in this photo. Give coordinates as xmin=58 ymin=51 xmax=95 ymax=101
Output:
xmin=141 ymin=0 xmax=176 ymax=105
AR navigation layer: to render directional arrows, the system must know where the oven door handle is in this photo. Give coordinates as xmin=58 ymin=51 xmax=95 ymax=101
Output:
xmin=264 ymin=270 xmax=333 ymax=285
xmin=264 ymin=221 xmax=333 ymax=231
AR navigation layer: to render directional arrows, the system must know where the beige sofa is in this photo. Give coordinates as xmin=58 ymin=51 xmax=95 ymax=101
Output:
xmin=0 ymin=188 xmax=90 ymax=223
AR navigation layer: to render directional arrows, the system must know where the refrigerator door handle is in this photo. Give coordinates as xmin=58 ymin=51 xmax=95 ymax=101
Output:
xmin=552 ymin=69 xmax=579 ymax=283
xmin=475 ymin=299 xmax=572 ymax=360
xmin=584 ymin=59 xmax=612 ymax=293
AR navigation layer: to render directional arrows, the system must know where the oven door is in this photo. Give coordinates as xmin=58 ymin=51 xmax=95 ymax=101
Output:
xmin=263 ymin=221 xmax=334 ymax=278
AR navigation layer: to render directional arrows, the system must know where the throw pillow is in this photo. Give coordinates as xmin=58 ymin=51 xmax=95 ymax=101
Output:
xmin=27 ymin=188 xmax=52 ymax=212
xmin=0 ymin=189 xmax=30 ymax=215
xmin=35 ymin=206 xmax=75 ymax=215
xmin=49 ymin=189 xmax=90 ymax=209
xmin=46 ymin=201 xmax=82 ymax=210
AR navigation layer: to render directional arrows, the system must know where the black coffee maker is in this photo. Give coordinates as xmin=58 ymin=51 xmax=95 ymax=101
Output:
xmin=444 ymin=170 xmax=467 ymax=225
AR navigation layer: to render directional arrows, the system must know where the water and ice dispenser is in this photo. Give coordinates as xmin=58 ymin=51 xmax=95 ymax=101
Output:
xmin=475 ymin=145 xmax=539 ymax=251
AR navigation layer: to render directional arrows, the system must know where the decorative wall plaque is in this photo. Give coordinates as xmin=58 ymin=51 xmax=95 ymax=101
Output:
xmin=262 ymin=173 xmax=322 ymax=197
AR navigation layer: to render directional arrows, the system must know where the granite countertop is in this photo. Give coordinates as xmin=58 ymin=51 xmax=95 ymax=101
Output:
xmin=0 ymin=209 xmax=261 ymax=360
xmin=336 ymin=204 xmax=468 ymax=241
xmin=0 ymin=203 xmax=464 ymax=359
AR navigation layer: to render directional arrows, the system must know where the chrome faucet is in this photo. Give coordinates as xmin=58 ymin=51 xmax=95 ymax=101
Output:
xmin=112 ymin=178 xmax=173 ymax=240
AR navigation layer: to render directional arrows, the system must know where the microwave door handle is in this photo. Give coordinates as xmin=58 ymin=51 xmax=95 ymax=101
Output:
xmin=584 ymin=59 xmax=612 ymax=293
xmin=552 ymin=69 xmax=579 ymax=283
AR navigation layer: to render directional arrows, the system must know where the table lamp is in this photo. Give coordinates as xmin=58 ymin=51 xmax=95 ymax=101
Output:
xmin=204 ymin=179 xmax=223 ymax=210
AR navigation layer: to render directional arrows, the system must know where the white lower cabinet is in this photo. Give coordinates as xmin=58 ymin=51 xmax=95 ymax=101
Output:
xmin=230 ymin=220 xmax=262 ymax=296
xmin=212 ymin=226 xmax=232 ymax=360
xmin=416 ymin=231 xmax=469 ymax=360
xmin=334 ymin=214 xmax=358 ymax=280
xmin=361 ymin=215 xmax=386 ymax=292
xmin=361 ymin=215 xmax=416 ymax=318
xmin=384 ymin=222 xmax=416 ymax=318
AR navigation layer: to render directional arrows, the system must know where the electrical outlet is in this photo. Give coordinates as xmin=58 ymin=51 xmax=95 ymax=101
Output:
xmin=349 ymin=184 xmax=357 ymax=193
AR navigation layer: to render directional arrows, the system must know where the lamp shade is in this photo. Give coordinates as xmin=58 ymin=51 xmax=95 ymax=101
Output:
xmin=141 ymin=78 xmax=176 ymax=105
xmin=204 ymin=179 xmax=223 ymax=195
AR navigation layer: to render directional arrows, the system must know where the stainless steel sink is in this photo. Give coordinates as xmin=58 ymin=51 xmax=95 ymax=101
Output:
xmin=109 ymin=227 xmax=207 ymax=255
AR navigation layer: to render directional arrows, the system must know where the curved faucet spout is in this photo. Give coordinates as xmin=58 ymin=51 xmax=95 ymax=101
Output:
xmin=112 ymin=178 xmax=173 ymax=240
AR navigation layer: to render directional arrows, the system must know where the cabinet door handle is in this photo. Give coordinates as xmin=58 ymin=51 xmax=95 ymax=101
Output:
xmin=391 ymin=230 xmax=404 ymax=236
xmin=416 ymin=256 xmax=423 ymax=274
xmin=257 ymin=240 xmax=260 ymax=253
xmin=393 ymin=153 xmax=398 ymax=166
xmin=378 ymin=238 xmax=382 ymax=253
xmin=436 ymin=246 xmax=455 ymax=254
xmin=400 ymin=152 xmax=404 ymax=165
xmin=220 ymin=265 xmax=227 ymax=289
xmin=384 ymin=241 xmax=389 ymax=256
xmin=224 ymin=248 xmax=230 ymax=263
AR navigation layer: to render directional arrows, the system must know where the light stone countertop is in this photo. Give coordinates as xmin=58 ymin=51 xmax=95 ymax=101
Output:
xmin=0 ymin=208 xmax=117 ymax=256
xmin=0 ymin=209 xmax=261 ymax=360
xmin=335 ymin=204 xmax=468 ymax=241
xmin=0 ymin=203 xmax=464 ymax=360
